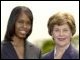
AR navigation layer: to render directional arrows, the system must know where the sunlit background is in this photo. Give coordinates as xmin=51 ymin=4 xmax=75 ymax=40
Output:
xmin=1 ymin=1 xmax=79 ymax=52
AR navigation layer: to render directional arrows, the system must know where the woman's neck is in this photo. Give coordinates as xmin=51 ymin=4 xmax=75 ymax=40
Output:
xmin=11 ymin=35 xmax=25 ymax=59
xmin=11 ymin=35 xmax=25 ymax=47
xmin=54 ymin=43 xmax=70 ymax=59
xmin=55 ymin=43 xmax=70 ymax=53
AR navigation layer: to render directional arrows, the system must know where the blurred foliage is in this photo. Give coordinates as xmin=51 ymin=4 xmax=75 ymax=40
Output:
xmin=41 ymin=39 xmax=54 ymax=54
xmin=72 ymin=35 xmax=79 ymax=46
xmin=41 ymin=35 xmax=79 ymax=54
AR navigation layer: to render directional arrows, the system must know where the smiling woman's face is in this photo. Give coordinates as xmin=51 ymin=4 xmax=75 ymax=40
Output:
xmin=14 ymin=12 xmax=31 ymax=39
xmin=51 ymin=24 xmax=72 ymax=47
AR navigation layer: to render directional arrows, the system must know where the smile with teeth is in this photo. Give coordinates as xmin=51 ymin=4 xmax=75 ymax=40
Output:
xmin=20 ymin=31 xmax=27 ymax=34
xmin=58 ymin=38 xmax=66 ymax=41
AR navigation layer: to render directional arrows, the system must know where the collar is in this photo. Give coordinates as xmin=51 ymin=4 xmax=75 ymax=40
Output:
xmin=54 ymin=43 xmax=70 ymax=57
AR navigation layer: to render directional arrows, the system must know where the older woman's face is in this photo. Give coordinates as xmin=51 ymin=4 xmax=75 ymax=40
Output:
xmin=51 ymin=24 xmax=72 ymax=47
xmin=14 ymin=12 xmax=31 ymax=39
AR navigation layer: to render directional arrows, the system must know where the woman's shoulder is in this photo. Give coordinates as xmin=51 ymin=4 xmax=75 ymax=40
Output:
xmin=1 ymin=41 xmax=11 ymax=59
xmin=70 ymin=45 xmax=79 ymax=59
xmin=65 ymin=44 xmax=79 ymax=59
xmin=1 ymin=40 xmax=8 ymax=47
xmin=25 ymin=41 xmax=41 ymax=59
xmin=1 ymin=40 xmax=11 ymax=51
xmin=26 ymin=41 xmax=40 ymax=51
xmin=41 ymin=50 xmax=54 ymax=59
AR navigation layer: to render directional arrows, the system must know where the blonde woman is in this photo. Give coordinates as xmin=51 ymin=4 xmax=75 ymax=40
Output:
xmin=42 ymin=12 xmax=79 ymax=59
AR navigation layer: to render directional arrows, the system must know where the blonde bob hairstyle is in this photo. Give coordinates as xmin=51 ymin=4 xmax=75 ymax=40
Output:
xmin=47 ymin=12 xmax=76 ymax=36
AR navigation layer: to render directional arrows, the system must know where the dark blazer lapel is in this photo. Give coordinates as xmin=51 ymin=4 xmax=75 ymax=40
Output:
xmin=1 ymin=41 xmax=18 ymax=59
xmin=42 ymin=49 xmax=54 ymax=59
xmin=24 ymin=41 xmax=33 ymax=59
xmin=42 ymin=44 xmax=79 ymax=59
xmin=49 ymin=50 xmax=54 ymax=59
xmin=24 ymin=41 xmax=40 ymax=59
xmin=62 ymin=44 xmax=75 ymax=59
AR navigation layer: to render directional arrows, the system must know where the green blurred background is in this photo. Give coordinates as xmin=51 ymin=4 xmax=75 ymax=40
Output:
xmin=34 ymin=35 xmax=79 ymax=54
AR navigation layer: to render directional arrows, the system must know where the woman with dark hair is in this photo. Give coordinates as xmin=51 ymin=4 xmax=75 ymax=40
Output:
xmin=1 ymin=6 xmax=41 ymax=59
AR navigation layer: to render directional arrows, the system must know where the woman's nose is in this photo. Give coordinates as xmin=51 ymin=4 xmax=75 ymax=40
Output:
xmin=23 ymin=23 xmax=27 ymax=28
xmin=59 ymin=30 xmax=64 ymax=36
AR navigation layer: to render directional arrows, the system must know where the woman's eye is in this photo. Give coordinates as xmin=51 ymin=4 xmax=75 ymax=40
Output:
xmin=64 ymin=29 xmax=68 ymax=32
xmin=18 ymin=20 xmax=23 ymax=24
xmin=54 ymin=29 xmax=59 ymax=32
